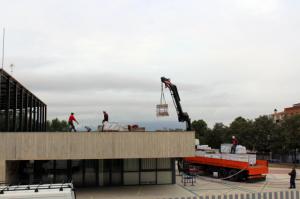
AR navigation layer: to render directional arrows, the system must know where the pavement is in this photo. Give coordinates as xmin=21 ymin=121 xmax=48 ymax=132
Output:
xmin=76 ymin=167 xmax=299 ymax=199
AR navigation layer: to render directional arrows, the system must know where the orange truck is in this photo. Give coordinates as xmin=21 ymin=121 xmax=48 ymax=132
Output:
xmin=183 ymin=154 xmax=268 ymax=182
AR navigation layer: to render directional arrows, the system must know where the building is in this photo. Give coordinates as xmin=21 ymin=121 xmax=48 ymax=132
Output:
xmin=272 ymin=103 xmax=300 ymax=122
xmin=0 ymin=132 xmax=194 ymax=187
xmin=0 ymin=69 xmax=195 ymax=187
xmin=0 ymin=69 xmax=47 ymax=132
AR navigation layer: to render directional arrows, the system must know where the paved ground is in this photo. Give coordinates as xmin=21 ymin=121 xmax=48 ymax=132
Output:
xmin=76 ymin=167 xmax=299 ymax=199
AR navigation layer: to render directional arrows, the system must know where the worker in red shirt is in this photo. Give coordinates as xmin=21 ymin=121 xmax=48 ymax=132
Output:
xmin=68 ymin=112 xmax=79 ymax=132
xmin=231 ymin=135 xmax=238 ymax=154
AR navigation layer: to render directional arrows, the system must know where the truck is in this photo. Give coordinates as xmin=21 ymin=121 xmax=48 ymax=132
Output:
xmin=161 ymin=77 xmax=268 ymax=182
xmin=183 ymin=146 xmax=268 ymax=181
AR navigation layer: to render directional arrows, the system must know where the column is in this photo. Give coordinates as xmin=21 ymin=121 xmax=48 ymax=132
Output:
xmin=33 ymin=99 xmax=36 ymax=132
xmin=12 ymin=84 xmax=17 ymax=132
xmin=24 ymin=93 xmax=28 ymax=132
xmin=5 ymin=77 xmax=10 ymax=132
xmin=29 ymin=95 xmax=33 ymax=131
xmin=19 ymin=89 xmax=23 ymax=131
xmin=0 ymin=161 xmax=6 ymax=183
xmin=44 ymin=105 xmax=47 ymax=131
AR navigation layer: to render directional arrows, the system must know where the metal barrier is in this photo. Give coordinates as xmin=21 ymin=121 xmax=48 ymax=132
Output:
xmin=162 ymin=190 xmax=299 ymax=199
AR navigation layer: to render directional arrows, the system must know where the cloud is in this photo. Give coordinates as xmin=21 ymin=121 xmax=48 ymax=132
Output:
xmin=1 ymin=1 xmax=300 ymax=128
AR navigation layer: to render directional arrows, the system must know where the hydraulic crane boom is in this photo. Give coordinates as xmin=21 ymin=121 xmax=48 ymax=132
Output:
xmin=161 ymin=77 xmax=192 ymax=131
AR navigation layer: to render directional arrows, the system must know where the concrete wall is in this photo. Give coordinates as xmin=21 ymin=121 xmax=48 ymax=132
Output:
xmin=0 ymin=131 xmax=195 ymax=161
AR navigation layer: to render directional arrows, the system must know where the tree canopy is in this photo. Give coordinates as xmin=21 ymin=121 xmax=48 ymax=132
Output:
xmin=192 ymin=115 xmax=300 ymax=155
xmin=47 ymin=118 xmax=69 ymax=132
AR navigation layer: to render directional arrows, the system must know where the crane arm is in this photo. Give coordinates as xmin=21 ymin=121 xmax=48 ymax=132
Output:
xmin=161 ymin=77 xmax=192 ymax=131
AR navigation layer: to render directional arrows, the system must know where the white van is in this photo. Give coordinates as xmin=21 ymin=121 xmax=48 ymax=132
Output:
xmin=0 ymin=183 xmax=75 ymax=199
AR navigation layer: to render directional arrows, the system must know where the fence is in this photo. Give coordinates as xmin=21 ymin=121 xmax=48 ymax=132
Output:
xmin=162 ymin=190 xmax=299 ymax=199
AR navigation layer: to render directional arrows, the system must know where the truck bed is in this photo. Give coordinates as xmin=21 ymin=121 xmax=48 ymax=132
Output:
xmin=184 ymin=156 xmax=268 ymax=178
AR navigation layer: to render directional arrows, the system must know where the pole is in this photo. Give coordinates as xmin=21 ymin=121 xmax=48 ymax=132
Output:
xmin=1 ymin=28 xmax=5 ymax=69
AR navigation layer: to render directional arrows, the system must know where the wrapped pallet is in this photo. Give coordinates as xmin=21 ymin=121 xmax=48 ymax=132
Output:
xmin=236 ymin=145 xmax=247 ymax=154
xmin=221 ymin=143 xmax=232 ymax=153
xmin=102 ymin=122 xmax=129 ymax=132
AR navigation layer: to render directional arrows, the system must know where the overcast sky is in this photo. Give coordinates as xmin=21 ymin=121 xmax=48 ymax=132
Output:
xmin=1 ymin=0 xmax=300 ymax=128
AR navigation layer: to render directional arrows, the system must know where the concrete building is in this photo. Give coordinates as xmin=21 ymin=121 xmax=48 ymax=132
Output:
xmin=0 ymin=132 xmax=194 ymax=187
xmin=272 ymin=103 xmax=300 ymax=122
xmin=0 ymin=69 xmax=195 ymax=187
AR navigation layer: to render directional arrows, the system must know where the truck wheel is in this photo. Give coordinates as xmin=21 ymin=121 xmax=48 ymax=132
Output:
xmin=219 ymin=168 xmax=227 ymax=178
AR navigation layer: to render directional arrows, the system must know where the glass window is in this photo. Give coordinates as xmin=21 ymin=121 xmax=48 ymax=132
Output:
xmin=111 ymin=159 xmax=122 ymax=172
xmin=157 ymin=171 xmax=172 ymax=184
xmin=54 ymin=160 xmax=68 ymax=183
xmin=85 ymin=160 xmax=97 ymax=186
xmin=103 ymin=160 xmax=111 ymax=172
xmin=123 ymin=172 xmax=139 ymax=185
xmin=56 ymin=160 xmax=67 ymax=169
xmin=123 ymin=159 xmax=139 ymax=172
xmin=141 ymin=159 xmax=156 ymax=170
xmin=157 ymin=158 xmax=171 ymax=170
xmin=140 ymin=172 xmax=156 ymax=184
xmin=71 ymin=160 xmax=83 ymax=187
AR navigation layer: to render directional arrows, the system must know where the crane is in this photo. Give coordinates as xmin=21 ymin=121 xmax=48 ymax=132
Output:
xmin=160 ymin=77 xmax=192 ymax=131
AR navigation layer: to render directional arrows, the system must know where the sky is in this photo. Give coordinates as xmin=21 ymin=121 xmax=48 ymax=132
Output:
xmin=0 ymin=0 xmax=300 ymax=129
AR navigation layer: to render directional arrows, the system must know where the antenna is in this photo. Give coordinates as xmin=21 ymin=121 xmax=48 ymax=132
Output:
xmin=1 ymin=28 xmax=5 ymax=69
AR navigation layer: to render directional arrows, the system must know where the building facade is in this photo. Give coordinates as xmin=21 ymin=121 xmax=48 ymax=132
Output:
xmin=0 ymin=132 xmax=195 ymax=187
xmin=272 ymin=103 xmax=300 ymax=122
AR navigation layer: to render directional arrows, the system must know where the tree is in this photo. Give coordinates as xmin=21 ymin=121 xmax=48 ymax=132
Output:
xmin=229 ymin=117 xmax=254 ymax=150
xmin=47 ymin=118 xmax=69 ymax=132
xmin=252 ymin=116 xmax=276 ymax=152
xmin=192 ymin=120 xmax=208 ymax=144
xmin=281 ymin=115 xmax=300 ymax=162
xmin=206 ymin=123 xmax=228 ymax=148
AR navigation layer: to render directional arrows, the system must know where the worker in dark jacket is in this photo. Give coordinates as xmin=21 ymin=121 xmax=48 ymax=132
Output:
xmin=231 ymin=136 xmax=238 ymax=154
xmin=289 ymin=166 xmax=296 ymax=189
xmin=102 ymin=111 xmax=109 ymax=123
xmin=102 ymin=111 xmax=109 ymax=131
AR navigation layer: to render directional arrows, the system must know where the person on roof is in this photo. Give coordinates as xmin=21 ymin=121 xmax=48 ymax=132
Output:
xmin=102 ymin=111 xmax=109 ymax=123
xmin=101 ymin=111 xmax=109 ymax=131
xmin=68 ymin=112 xmax=79 ymax=132
xmin=231 ymin=135 xmax=238 ymax=154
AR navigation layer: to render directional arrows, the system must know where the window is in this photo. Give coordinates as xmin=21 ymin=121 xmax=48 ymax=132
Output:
xmin=157 ymin=158 xmax=171 ymax=170
xmin=123 ymin=159 xmax=139 ymax=172
xmin=141 ymin=159 xmax=156 ymax=170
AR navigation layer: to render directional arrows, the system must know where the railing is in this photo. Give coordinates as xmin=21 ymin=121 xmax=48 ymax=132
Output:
xmin=161 ymin=190 xmax=299 ymax=199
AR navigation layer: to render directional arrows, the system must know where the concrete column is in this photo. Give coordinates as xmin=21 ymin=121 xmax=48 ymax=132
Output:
xmin=0 ymin=161 xmax=6 ymax=183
